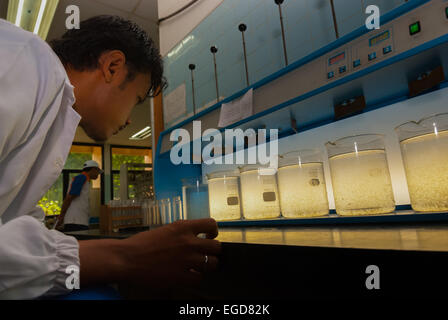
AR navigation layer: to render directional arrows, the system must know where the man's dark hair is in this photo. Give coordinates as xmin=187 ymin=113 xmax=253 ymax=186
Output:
xmin=50 ymin=15 xmax=167 ymax=97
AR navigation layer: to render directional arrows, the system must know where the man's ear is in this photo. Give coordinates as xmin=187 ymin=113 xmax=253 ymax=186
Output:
xmin=99 ymin=50 xmax=126 ymax=83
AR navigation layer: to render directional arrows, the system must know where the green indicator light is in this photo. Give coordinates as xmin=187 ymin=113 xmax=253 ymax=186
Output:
xmin=409 ymin=21 xmax=421 ymax=36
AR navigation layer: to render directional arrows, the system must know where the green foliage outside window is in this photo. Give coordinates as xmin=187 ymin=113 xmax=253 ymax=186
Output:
xmin=65 ymin=152 xmax=92 ymax=170
xmin=38 ymin=150 xmax=150 ymax=213
xmin=38 ymin=197 xmax=61 ymax=216
xmin=112 ymin=154 xmax=146 ymax=200
xmin=112 ymin=154 xmax=146 ymax=170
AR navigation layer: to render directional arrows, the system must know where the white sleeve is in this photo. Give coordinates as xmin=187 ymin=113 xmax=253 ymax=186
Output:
xmin=0 ymin=216 xmax=80 ymax=300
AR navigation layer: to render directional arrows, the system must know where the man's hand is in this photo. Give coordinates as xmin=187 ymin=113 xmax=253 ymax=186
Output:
xmin=118 ymin=218 xmax=221 ymax=288
xmin=78 ymin=218 xmax=221 ymax=291
xmin=54 ymin=217 xmax=64 ymax=231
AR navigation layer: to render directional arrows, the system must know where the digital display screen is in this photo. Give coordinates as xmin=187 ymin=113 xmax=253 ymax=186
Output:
xmin=409 ymin=21 xmax=421 ymax=35
xmin=329 ymin=52 xmax=345 ymax=66
xmin=445 ymin=7 xmax=448 ymax=19
xmin=369 ymin=30 xmax=390 ymax=47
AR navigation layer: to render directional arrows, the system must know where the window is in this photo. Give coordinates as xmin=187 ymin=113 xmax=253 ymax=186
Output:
xmin=39 ymin=143 xmax=104 ymax=216
xmin=65 ymin=145 xmax=103 ymax=189
xmin=111 ymin=146 xmax=152 ymax=200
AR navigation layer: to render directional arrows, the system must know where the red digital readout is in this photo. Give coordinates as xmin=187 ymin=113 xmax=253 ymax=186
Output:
xmin=329 ymin=52 xmax=345 ymax=66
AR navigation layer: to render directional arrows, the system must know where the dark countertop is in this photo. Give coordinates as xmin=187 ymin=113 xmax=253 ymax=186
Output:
xmin=64 ymin=228 xmax=143 ymax=240
xmin=65 ymin=223 xmax=448 ymax=252
xmin=65 ymin=223 xmax=448 ymax=299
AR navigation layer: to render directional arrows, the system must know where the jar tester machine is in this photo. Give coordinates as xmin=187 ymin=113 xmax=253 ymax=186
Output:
xmin=238 ymin=23 xmax=250 ymax=87
xmin=274 ymin=0 xmax=289 ymax=66
xmin=154 ymin=0 xmax=448 ymax=227
xmin=210 ymin=46 xmax=220 ymax=104
xmin=188 ymin=64 xmax=197 ymax=115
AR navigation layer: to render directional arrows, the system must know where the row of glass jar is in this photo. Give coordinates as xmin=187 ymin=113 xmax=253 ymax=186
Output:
xmin=206 ymin=113 xmax=448 ymax=221
xmin=109 ymin=198 xmax=185 ymax=227
xmin=141 ymin=197 xmax=184 ymax=226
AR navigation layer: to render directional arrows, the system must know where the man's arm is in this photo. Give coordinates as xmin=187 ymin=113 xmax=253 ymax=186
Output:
xmin=55 ymin=194 xmax=77 ymax=228
xmin=0 ymin=215 xmax=80 ymax=299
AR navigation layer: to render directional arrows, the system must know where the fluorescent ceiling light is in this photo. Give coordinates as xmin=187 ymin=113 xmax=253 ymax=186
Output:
xmin=33 ymin=0 xmax=47 ymax=34
xmin=130 ymin=126 xmax=152 ymax=140
xmin=7 ymin=0 xmax=59 ymax=40
xmin=15 ymin=0 xmax=24 ymax=26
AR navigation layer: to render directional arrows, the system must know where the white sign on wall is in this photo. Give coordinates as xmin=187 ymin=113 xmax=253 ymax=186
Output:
xmin=218 ymin=89 xmax=253 ymax=128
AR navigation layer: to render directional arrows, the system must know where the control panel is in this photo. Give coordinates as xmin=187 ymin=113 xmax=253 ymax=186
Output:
xmin=326 ymin=0 xmax=448 ymax=82
xmin=352 ymin=28 xmax=395 ymax=74
xmin=326 ymin=50 xmax=350 ymax=80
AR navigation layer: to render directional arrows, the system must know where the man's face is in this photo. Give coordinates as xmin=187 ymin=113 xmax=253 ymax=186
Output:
xmin=69 ymin=51 xmax=151 ymax=142
xmin=89 ymin=168 xmax=102 ymax=180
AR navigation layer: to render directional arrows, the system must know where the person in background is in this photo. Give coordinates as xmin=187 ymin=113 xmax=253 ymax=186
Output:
xmin=0 ymin=15 xmax=220 ymax=299
xmin=55 ymin=160 xmax=103 ymax=232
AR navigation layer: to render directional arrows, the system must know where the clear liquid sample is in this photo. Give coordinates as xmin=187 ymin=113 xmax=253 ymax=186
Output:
xmin=208 ymin=177 xmax=241 ymax=221
xmin=329 ymin=149 xmax=395 ymax=216
xmin=400 ymin=130 xmax=448 ymax=212
xmin=277 ymin=163 xmax=329 ymax=218
xmin=240 ymin=171 xmax=281 ymax=220
xmin=182 ymin=185 xmax=210 ymax=220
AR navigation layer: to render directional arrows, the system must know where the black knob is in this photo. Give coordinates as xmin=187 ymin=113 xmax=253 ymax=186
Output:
xmin=189 ymin=64 xmax=196 ymax=70
xmin=238 ymin=23 xmax=247 ymax=32
xmin=210 ymin=46 xmax=218 ymax=53
xmin=274 ymin=0 xmax=284 ymax=5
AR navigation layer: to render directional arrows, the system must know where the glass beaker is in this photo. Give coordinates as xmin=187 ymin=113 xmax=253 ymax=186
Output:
xmin=239 ymin=164 xmax=281 ymax=220
xmin=395 ymin=113 xmax=448 ymax=212
xmin=181 ymin=177 xmax=210 ymax=220
xmin=159 ymin=198 xmax=172 ymax=225
xmin=141 ymin=200 xmax=156 ymax=227
xmin=326 ymin=134 xmax=395 ymax=216
xmin=206 ymin=170 xmax=242 ymax=221
xmin=150 ymin=201 xmax=162 ymax=226
xmin=277 ymin=149 xmax=329 ymax=218
xmin=171 ymin=196 xmax=184 ymax=222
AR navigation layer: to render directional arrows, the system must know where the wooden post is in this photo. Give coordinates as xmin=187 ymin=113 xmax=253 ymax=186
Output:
xmin=152 ymin=88 xmax=164 ymax=165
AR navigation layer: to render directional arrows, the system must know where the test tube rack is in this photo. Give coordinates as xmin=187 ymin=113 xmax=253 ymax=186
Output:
xmin=100 ymin=205 xmax=144 ymax=233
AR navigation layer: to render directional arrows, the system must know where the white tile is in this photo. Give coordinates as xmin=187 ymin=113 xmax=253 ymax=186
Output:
xmin=134 ymin=0 xmax=158 ymax=21
xmin=128 ymin=14 xmax=159 ymax=45
xmin=92 ymin=0 xmax=141 ymax=13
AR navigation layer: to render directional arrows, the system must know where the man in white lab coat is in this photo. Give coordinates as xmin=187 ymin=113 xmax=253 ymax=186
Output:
xmin=0 ymin=16 xmax=220 ymax=299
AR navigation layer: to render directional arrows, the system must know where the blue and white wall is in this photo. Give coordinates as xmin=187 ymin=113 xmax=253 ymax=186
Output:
xmin=162 ymin=0 xmax=406 ymax=128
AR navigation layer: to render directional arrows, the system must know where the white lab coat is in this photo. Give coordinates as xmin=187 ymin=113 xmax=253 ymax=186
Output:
xmin=0 ymin=20 xmax=80 ymax=299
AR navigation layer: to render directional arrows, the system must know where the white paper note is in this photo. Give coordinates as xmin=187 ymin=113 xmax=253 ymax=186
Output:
xmin=218 ymin=88 xmax=253 ymax=128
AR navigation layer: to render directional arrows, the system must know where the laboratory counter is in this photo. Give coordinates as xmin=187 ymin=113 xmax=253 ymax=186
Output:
xmin=65 ymin=223 xmax=448 ymax=252
xmin=66 ymin=223 xmax=448 ymax=300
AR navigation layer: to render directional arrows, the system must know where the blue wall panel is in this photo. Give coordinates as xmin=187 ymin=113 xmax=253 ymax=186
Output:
xmin=163 ymin=0 xmax=407 ymax=128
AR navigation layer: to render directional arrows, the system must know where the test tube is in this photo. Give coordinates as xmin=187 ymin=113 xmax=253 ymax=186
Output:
xmin=172 ymin=196 xmax=184 ymax=222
